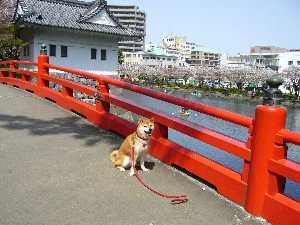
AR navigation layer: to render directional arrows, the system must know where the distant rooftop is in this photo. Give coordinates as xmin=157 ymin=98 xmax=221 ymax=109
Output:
xmin=13 ymin=0 xmax=140 ymax=37
xmin=250 ymin=45 xmax=288 ymax=54
xmin=192 ymin=46 xmax=220 ymax=54
xmin=145 ymin=47 xmax=177 ymax=58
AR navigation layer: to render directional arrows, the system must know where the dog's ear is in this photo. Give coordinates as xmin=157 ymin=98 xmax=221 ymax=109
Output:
xmin=138 ymin=118 xmax=144 ymax=125
xmin=150 ymin=117 xmax=155 ymax=123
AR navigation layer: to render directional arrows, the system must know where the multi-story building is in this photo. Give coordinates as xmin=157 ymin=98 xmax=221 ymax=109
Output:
xmin=278 ymin=52 xmax=300 ymax=72
xmin=188 ymin=46 xmax=221 ymax=67
xmin=162 ymin=35 xmax=196 ymax=67
xmin=162 ymin=35 xmax=196 ymax=60
xmin=222 ymin=55 xmax=247 ymax=68
xmin=250 ymin=46 xmax=288 ymax=54
xmin=142 ymin=47 xmax=178 ymax=68
xmin=240 ymin=46 xmax=300 ymax=72
xmin=108 ymin=4 xmax=146 ymax=53
xmin=122 ymin=51 xmax=144 ymax=65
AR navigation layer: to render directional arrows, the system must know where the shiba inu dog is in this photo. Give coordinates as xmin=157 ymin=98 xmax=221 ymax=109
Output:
xmin=110 ymin=118 xmax=154 ymax=176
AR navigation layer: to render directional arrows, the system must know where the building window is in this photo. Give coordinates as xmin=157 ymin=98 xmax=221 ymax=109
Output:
xmin=23 ymin=45 xmax=30 ymax=57
xmin=91 ymin=48 xmax=97 ymax=60
xmin=61 ymin=45 xmax=68 ymax=57
xmin=297 ymin=61 xmax=300 ymax=66
xmin=101 ymin=49 xmax=107 ymax=60
xmin=288 ymin=61 xmax=293 ymax=65
xmin=49 ymin=44 xmax=56 ymax=57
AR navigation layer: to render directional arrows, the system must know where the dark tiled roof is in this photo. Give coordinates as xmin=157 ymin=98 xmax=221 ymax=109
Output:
xmin=16 ymin=0 xmax=140 ymax=37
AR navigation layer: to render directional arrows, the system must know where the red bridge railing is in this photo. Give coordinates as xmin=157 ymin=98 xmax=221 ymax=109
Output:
xmin=0 ymin=54 xmax=299 ymax=225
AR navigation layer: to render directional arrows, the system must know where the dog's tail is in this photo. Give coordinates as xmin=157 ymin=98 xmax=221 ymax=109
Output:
xmin=110 ymin=150 xmax=119 ymax=163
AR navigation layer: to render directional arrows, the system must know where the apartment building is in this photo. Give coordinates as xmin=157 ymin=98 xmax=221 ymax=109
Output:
xmin=238 ymin=46 xmax=300 ymax=72
xmin=143 ymin=47 xmax=178 ymax=68
xmin=108 ymin=5 xmax=146 ymax=53
xmin=188 ymin=46 xmax=221 ymax=67
xmin=162 ymin=35 xmax=196 ymax=59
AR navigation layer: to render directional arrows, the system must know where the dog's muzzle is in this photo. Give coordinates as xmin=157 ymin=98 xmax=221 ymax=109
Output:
xmin=144 ymin=129 xmax=153 ymax=135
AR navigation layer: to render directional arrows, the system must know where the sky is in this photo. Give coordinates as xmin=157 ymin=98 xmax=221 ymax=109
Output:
xmin=104 ymin=0 xmax=300 ymax=55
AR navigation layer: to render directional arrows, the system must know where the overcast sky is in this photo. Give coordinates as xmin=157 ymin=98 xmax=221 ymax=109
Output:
xmin=102 ymin=0 xmax=300 ymax=55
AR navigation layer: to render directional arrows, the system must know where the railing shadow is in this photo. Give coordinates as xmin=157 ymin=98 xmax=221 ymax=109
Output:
xmin=0 ymin=113 xmax=122 ymax=147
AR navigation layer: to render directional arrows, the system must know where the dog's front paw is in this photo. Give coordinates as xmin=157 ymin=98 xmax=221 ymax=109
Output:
xmin=129 ymin=169 xmax=136 ymax=176
xmin=141 ymin=166 xmax=149 ymax=172
xmin=117 ymin=167 xmax=126 ymax=172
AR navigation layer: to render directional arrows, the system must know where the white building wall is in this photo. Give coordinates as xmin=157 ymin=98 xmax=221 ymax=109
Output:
xmin=278 ymin=52 xmax=300 ymax=73
xmin=142 ymin=58 xmax=177 ymax=67
xmin=31 ymin=29 xmax=119 ymax=75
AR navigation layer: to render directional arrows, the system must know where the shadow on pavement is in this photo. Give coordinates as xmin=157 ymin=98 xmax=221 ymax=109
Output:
xmin=0 ymin=113 xmax=122 ymax=147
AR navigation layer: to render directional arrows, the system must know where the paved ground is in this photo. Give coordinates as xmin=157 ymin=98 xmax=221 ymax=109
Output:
xmin=0 ymin=84 xmax=270 ymax=225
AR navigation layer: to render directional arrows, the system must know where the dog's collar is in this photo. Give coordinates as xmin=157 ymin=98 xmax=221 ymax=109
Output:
xmin=135 ymin=132 xmax=149 ymax=141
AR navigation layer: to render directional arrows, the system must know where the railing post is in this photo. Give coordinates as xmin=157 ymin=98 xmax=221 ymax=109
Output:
xmin=150 ymin=122 xmax=170 ymax=163
xmin=245 ymin=105 xmax=287 ymax=216
xmin=62 ymin=87 xmax=73 ymax=97
xmin=9 ymin=61 xmax=16 ymax=78
xmin=0 ymin=65 xmax=3 ymax=78
xmin=152 ymin=122 xmax=168 ymax=140
xmin=95 ymin=80 xmax=110 ymax=113
xmin=37 ymin=44 xmax=49 ymax=96
xmin=242 ymin=125 xmax=254 ymax=182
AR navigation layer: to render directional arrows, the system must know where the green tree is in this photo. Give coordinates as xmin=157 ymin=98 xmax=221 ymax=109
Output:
xmin=0 ymin=24 xmax=28 ymax=60
xmin=118 ymin=49 xmax=124 ymax=65
xmin=0 ymin=0 xmax=28 ymax=61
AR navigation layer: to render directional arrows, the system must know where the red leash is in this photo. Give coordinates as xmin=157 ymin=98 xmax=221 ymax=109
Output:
xmin=131 ymin=147 xmax=188 ymax=204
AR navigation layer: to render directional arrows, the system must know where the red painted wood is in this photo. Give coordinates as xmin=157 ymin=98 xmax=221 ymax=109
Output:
xmin=277 ymin=129 xmax=300 ymax=146
xmin=95 ymin=81 xmax=110 ymax=114
xmin=150 ymin=137 xmax=247 ymax=205
xmin=0 ymin=76 xmax=36 ymax=92
xmin=41 ymin=74 xmax=96 ymax=96
xmin=45 ymin=63 xmax=253 ymax=128
xmin=109 ymin=94 xmax=251 ymax=160
xmin=269 ymin=159 xmax=300 ymax=183
xmin=106 ymin=80 xmax=253 ymax=128
xmin=12 ymin=60 xmax=38 ymax=66
xmin=13 ymin=69 xmax=37 ymax=78
xmin=245 ymin=106 xmax=287 ymax=216
xmin=36 ymin=55 xmax=49 ymax=96
xmin=263 ymin=194 xmax=300 ymax=225
xmin=46 ymin=63 xmax=101 ymax=80
xmin=1 ymin=57 xmax=300 ymax=225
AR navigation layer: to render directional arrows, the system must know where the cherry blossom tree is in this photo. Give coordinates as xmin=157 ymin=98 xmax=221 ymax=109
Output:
xmin=118 ymin=64 xmax=277 ymax=92
xmin=282 ymin=66 xmax=300 ymax=99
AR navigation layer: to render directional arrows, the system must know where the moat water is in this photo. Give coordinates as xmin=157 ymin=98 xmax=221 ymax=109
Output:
xmin=111 ymin=87 xmax=300 ymax=202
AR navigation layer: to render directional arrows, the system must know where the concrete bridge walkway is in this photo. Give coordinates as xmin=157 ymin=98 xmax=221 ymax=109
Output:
xmin=0 ymin=84 xmax=269 ymax=225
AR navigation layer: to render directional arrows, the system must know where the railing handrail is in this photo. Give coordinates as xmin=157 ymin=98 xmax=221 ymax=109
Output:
xmin=0 ymin=60 xmax=13 ymax=65
xmin=0 ymin=60 xmax=38 ymax=66
xmin=109 ymin=93 xmax=251 ymax=160
xmin=1 ymin=57 xmax=300 ymax=225
xmin=277 ymin=128 xmax=300 ymax=146
xmin=45 ymin=62 xmax=253 ymax=128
